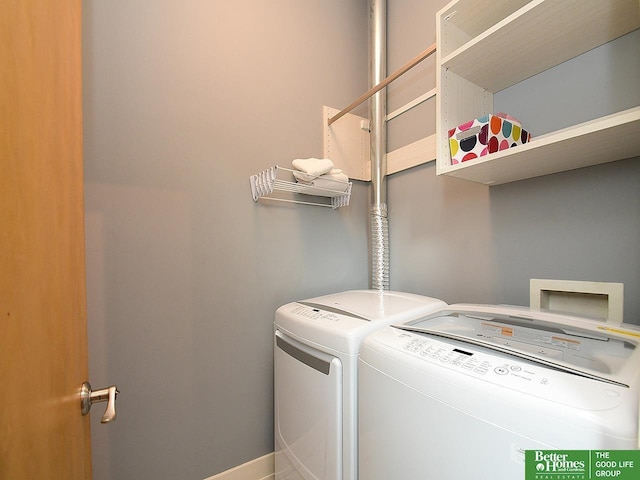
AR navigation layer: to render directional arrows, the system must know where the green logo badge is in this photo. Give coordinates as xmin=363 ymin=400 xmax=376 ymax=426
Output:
xmin=526 ymin=450 xmax=588 ymax=479
xmin=526 ymin=451 xmax=640 ymax=480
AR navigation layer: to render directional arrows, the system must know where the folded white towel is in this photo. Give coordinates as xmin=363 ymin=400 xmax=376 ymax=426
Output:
xmin=291 ymin=167 xmax=344 ymax=182
xmin=293 ymin=170 xmax=349 ymax=196
xmin=292 ymin=158 xmax=334 ymax=177
xmin=291 ymin=171 xmax=315 ymax=182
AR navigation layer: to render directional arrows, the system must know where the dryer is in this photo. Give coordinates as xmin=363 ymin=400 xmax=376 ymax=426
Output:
xmin=359 ymin=304 xmax=640 ymax=480
xmin=274 ymin=290 xmax=447 ymax=480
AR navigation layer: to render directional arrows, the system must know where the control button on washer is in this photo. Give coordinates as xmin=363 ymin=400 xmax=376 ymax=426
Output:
xmin=494 ymin=366 xmax=509 ymax=375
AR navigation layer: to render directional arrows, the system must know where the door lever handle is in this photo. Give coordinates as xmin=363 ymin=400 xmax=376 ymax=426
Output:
xmin=81 ymin=382 xmax=119 ymax=423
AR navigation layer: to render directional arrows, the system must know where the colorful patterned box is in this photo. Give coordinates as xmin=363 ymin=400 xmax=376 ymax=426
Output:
xmin=448 ymin=113 xmax=531 ymax=164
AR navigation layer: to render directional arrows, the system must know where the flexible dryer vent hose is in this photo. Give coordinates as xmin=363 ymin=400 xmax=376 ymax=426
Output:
xmin=370 ymin=203 xmax=389 ymax=290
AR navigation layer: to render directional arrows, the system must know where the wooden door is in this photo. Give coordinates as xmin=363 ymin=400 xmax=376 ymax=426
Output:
xmin=0 ymin=0 xmax=92 ymax=478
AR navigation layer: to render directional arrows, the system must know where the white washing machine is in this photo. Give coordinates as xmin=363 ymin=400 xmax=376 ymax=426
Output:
xmin=274 ymin=290 xmax=447 ymax=480
xmin=359 ymin=304 xmax=640 ymax=480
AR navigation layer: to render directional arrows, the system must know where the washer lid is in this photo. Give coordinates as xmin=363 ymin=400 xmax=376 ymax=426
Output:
xmin=395 ymin=304 xmax=640 ymax=387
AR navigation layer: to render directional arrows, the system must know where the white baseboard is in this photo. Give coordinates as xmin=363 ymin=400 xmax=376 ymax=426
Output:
xmin=203 ymin=452 xmax=275 ymax=480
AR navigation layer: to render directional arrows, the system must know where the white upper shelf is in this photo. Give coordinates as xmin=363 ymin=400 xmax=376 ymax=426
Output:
xmin=441 ymin=0 xmax=640 ymax=92
xmin=442 ymin=106 xmax=640 ymax=185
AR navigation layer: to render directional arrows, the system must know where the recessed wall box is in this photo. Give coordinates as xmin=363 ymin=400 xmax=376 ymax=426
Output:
xmin=530 ymin=279 xmax=624 ymax=325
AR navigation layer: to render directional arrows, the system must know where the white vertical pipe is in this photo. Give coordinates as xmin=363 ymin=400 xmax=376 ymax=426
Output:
xmin=369 ymin=0 xmax=389 ymax=290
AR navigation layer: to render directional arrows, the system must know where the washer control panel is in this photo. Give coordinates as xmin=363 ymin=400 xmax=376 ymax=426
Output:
xmin=402 ymin=336 xmax=539 ymax=381
xmin=382 ymin=329 xmax=624 ymax=410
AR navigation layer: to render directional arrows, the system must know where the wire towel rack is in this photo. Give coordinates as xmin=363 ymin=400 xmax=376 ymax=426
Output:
xmin=250 ymin=166 xmax=352 ymax=209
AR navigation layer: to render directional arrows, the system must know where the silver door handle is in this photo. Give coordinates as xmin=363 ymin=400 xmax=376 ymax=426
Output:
xmin=81 ymin=382 xmax=119 ymax=423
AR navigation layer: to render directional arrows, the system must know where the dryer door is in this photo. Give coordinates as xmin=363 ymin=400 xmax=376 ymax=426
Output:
xmin=275 ymin=330 xmax=343 ymax=480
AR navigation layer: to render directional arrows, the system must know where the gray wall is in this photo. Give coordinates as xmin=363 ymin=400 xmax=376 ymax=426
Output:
xmin=84 ymin=0 xmax=639 ymax=478
xmin=82 ymin=1 xmax=369 ymax=479
xmin=387 ymin=1 xmax=640 ymax=321
xmin=386 ymin=0 xmax=497 ymax=304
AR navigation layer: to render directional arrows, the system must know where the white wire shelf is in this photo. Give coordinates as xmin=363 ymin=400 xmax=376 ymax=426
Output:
xmin=249 ymin=166 xmax=352 ymax=209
